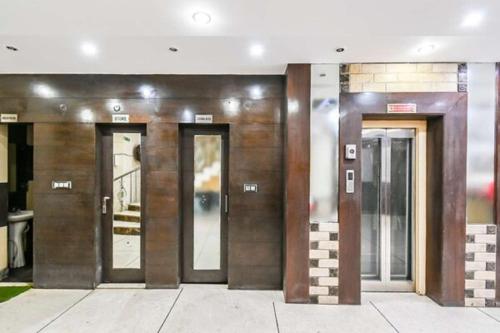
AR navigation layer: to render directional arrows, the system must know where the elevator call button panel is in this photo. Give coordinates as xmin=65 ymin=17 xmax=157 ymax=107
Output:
xmin=346 ymin=170 xmax=355 ymax=194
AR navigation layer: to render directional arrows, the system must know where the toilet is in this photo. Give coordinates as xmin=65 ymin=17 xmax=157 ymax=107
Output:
xmin=8 ymin=210 xmax=33 ymax=268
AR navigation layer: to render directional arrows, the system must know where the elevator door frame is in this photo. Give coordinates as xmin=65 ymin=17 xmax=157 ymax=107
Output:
xmin=362 ymin=120 xmax=427 ymax=295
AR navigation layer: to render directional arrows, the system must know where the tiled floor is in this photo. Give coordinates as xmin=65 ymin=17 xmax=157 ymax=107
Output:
xmin=0 ymin=285 xmax=499 ymax=333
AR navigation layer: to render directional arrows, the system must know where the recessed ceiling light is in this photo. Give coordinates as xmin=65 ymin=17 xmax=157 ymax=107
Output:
xmin=417 ymin=44 xmax=436 ymax=55
xmin=462 ymin=11 xmax=484 ymax=28
xmin=192 ymin=11 xmax=211 ymax=24
xmin=81 ymin=42 xmax=98 ymax=57
xmin=250 ymin=44 xmax=265 ymax=58
xmin=336 ymin=48 xmax=345 ymax=53
xmin=81 ymin=108 xmax=94 ymax=122
xmin=5 ymin=45 xmax=18 ymax=52
xmin=169 ymin=47 xmax=179 ymax=52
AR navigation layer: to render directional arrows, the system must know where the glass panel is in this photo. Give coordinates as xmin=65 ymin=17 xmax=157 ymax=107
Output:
xmin=310 ymin=64 xmax=340 ymax=222
xmin=390 ymin=138 xmax=412 ymax=280
xmin=361 ymin=138 xmax=381 ymax=280
xmin=466 ymin=63 xmax=496 ymax=224
xmin=112 ymin=133 xmax=141 ymax=269
xmin=193 ymin=135 xmax=221 ymax=270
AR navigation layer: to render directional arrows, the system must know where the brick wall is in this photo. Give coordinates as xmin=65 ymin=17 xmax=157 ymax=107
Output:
xmin=340 ymin=63 xmax=467 ymax=93
xmin=309 ymin=222 xmax=339 ymax=304
xmin=465 ymin=224 xmax=497 ymax=307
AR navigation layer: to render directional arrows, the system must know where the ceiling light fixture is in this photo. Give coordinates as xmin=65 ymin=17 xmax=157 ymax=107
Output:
xmin=169 ymin=47 xmax=179 ymax=52
xmin=192 ymin=11 xmax=211 ymax=24
xmin=462 ymin=11 xmax=484 ymax=28
xmin=336 ymin=47 xmax=345 ymax=53
xmin=81 ymin=42 xmax=98 ymax=57
xmin=417 ymin=44 xmax=436 ymax=55
xmin=5 ymin=45 xmax=18 ymax=52
xmin=250 ymin=44 xmax=265 ymax=58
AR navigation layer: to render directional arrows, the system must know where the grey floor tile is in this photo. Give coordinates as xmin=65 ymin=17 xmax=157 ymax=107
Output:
xmin=0 ymin=289 xmax=90 ymax=333
xmin=274 ymin=298 xmax=395 ymax=333
xmin=42 ymin=289 xmax=179 ymax=333
xmin=160 ymin=284 xmax=281 ymax=333
xmin=365 ymin=292 xmax=500 ymax=333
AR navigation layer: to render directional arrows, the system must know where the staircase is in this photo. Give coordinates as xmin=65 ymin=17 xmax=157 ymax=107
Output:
xmin=113 ymin=203 xmax=141 ymax=235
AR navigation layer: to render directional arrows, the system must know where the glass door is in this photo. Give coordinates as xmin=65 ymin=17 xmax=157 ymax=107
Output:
xmin=101 ymin=126 xmax=146 ymax=283
xmin=181 ymin=126 xmax=228 ymax=283
xmin=361 ymin=128 xmax=415 ymax=291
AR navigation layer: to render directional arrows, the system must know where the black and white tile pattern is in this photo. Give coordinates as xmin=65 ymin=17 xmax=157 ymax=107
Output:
xmin=309 ymin=222 xmax=339 ymax=304
xmin=465 ymin=224 xmax=497 ymax=307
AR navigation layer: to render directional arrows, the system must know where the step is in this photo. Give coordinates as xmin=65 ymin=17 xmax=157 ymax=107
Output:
xmin=114 ymin=210 xmax=140 ymax=223
xmin=128 ymin=203 xmax=141 ymax=212
xmin=113 ymin=221 xmax=141 ymax=235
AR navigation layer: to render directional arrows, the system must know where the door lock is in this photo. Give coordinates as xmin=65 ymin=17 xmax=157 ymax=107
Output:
xmin=102 ymin=196 xmax=111 ymax=214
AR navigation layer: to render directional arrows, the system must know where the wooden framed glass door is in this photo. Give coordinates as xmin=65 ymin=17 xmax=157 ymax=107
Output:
xmin=181 ymin=126 xmax=228 ymax=283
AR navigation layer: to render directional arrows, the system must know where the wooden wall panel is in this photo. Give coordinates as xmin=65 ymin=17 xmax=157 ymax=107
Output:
xmin=339 ymin=93 xmax=467 ymax=306
xmin=1 ymin=74 xmax=284 ymax=290
xmin=283 ymin=64 xmax=310 ymax=302
xmin=33 ymin=123 xmax=98 ymax=288
xmin=144 ymin=122 xmax=179 ymax=288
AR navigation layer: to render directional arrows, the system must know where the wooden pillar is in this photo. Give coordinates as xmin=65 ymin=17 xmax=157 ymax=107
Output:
xmin=284 ymin=64 xmax=311 ymax=303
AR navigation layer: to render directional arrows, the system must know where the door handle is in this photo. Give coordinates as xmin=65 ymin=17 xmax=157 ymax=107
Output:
xmin=102 ymin=196 xmax=111 ymax=214
xmin=224 ymin=194 xmax=228 ymax=213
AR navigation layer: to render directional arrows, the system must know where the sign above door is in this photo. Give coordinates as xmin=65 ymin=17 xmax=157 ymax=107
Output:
xmin=387 ymin=103 xmax=417 ymax=114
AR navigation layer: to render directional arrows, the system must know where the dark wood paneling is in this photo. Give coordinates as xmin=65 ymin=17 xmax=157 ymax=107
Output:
xmin=33 ymin=123 xmax=98 ymax=288
xmin=2 ymin=74 xmax=284 ymax=291
xmin=0 ymin=75 xmax=284 ymax=99
xmin=338 ymin=92 xmax=467 ymax=305
xmin=495 ymin=63 xmax=500 ymax=303
xmin=144 ymin=122 xmax=180 ymax=288
xmin=283 ymin=64 xmax=310 ymax=302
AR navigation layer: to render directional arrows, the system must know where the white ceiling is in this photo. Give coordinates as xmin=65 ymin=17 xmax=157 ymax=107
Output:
xmin=1 ymin=0 xmax=499 ymax=74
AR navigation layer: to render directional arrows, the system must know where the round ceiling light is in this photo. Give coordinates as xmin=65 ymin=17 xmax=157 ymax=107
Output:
xmin=81 ymin=42 xmax=98 ymax=57
xmin=169 ymin=47 xmax=179 ymax=52
xmin=336 ymin=47 xmax=345 ymax=53
xmin=6 ymin=45 xmax=18 ymax=52
xmin=192 ymin=11 xmax=211 ymax=24
xmin=250 ymin=44 xmax=265 ymax=58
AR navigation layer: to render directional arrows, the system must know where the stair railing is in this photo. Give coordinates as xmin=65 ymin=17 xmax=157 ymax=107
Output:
xmin=114 ymin=167 xmax=140 ymax=211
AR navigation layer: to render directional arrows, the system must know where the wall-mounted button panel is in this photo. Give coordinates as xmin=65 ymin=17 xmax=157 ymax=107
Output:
xmin=52 ymin=181 xmax=72 ymax=190
xmin=243 ymin=184 xmax=258 ymax=193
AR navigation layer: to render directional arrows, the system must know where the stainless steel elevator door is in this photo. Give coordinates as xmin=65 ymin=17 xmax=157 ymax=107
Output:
xmin=361 ymin=128 xmax=415 ymax=292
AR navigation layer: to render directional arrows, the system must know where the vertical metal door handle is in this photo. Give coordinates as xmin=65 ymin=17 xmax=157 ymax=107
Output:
xmin=102 ymin=196 xmax=111 ymax=214
xmin=224 ymin=194 xmax=228 ymax=213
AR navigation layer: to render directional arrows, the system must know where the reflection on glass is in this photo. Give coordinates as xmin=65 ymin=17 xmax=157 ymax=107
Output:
xmin=361 ymin=138 xmax=381 ymax=280
xmin=310 ymin=64 xmax=340 ymax=222
xmin=467 ymin=63 xmax=496 ymax=224
xmin=193 ymin=135 xmax=221 ymax=270
xmin=112 ymin=133 xmax=141 ymax=269
xmin=390 ymin=138 xmax=412 ymax=280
